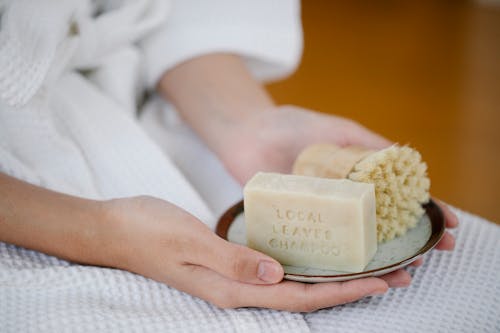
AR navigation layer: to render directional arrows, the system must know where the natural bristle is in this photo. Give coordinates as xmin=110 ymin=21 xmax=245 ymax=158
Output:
xmin=348 ymin=145 xmax=430 ymax=242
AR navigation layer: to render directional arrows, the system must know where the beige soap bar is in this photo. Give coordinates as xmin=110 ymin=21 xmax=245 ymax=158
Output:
xmin=244 ymin=172 xmax=377 ymax=273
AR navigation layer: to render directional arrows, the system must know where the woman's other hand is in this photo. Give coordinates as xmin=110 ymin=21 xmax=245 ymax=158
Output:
xmin=102 ymin=195 xmax=410 ymax=312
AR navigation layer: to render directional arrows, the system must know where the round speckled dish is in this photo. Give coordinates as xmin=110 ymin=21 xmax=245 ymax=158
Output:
xmin=216 ymin=199 xmax=445 ymax=283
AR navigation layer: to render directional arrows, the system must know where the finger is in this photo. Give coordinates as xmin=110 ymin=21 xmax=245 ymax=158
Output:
xmin=377 ymin=269 xmax=412 ymax=288
xmin=434 ymin=198 xmax=459 ymax=228
xmin=186 ymin=229 xmax=284 ymax=285
xmin=342 ymin=120 xmax=393 ymax=150
xmin=238 ymin=278 xmax=388 ymax=312
xmin=410 ymin=257 xmax=424 ymax=267
xmin=177 ymin=264 xmax=388 ymax=312
xmin=435 ymin=231 xmax=455 ymax=251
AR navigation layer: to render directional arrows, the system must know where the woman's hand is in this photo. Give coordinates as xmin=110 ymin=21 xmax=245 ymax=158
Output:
xmin=219 ymin=105 xmax=391 ymax=184
xmin=102 ymin=195 xmax=411 ymax=312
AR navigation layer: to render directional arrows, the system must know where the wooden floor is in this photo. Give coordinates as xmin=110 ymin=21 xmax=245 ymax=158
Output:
xmin=267 ymin=1 xmax=500 ymax=224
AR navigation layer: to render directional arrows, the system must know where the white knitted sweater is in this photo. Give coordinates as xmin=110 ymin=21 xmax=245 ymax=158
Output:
xmin=1 ymin=1 xmax=499 ymax=332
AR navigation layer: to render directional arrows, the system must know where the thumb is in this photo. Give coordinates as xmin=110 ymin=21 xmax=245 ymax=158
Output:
xmin=191 ymin=231 xmax=284 ymax=284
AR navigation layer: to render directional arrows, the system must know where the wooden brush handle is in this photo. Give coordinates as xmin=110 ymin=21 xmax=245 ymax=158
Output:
xmin=293 ymin=144 xmax=374 ymax=179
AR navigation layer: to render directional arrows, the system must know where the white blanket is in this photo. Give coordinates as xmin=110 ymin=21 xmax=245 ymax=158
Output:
xmin=1 ymin=208 xmax=498 ymax=332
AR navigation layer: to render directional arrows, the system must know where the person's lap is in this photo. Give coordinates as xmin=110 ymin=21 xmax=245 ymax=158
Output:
xmin=1 ymin=92 xmax=498 ymax=331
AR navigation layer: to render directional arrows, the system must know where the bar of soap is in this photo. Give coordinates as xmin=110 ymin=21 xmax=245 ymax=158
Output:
xmin=243 ymin=172 xmax=377 ymax=273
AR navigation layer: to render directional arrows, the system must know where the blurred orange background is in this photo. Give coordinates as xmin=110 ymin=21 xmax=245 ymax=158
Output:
xmin=267 ymin=1 xmax=500 ymax=224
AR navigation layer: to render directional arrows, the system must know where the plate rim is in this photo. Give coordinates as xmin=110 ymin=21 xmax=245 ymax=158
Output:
xmin=216 ymin=199 xmax=445 ymax=279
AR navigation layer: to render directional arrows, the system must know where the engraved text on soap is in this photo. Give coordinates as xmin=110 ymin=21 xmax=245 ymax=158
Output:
xmin=267 ymin=207 xmax=340 ymax=256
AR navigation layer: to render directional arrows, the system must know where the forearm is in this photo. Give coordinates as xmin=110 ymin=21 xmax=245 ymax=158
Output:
xmin=157 ymin=53 xmax=275 ymax=157
xmin=0 ymin=172 xmax=110 ymax=265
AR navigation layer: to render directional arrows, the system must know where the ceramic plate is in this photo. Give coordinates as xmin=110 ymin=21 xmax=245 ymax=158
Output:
xmin=216 ymin=199 xmax=445 ymax=283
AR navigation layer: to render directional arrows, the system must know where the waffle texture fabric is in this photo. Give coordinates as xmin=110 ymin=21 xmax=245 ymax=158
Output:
xmin=0 ymin=0 xmax=499 ymax=332
xmin=0 ymin=0 xmax=302 ymax=224
xmin=1 ymin=208 xmax=498 ymax=332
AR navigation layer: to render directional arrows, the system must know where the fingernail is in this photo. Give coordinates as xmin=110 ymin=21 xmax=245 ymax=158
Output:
xmin=257 ymin=260 xmax=282 ymax=283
